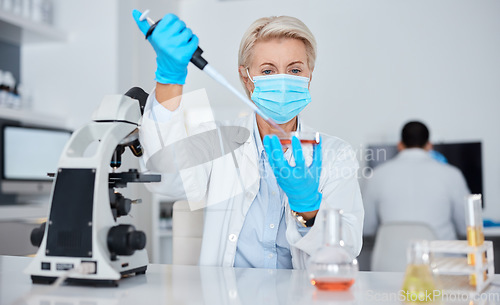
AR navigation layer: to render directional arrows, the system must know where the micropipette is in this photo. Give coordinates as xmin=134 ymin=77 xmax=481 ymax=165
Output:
xmin=139 ymin=10 xmax=287 ymax=136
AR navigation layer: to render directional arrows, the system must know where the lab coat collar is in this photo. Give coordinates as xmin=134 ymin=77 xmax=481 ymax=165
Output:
xmin=397 ymin=148 xmax=431 ymax=159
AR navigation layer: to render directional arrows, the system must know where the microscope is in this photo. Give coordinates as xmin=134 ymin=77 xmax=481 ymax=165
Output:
xmin=25 ymin=88 xmax=160 ymax=286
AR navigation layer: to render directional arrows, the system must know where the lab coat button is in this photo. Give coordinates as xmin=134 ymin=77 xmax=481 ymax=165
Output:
xmin=229 ymin=234 xmax=237 ymax=242
xmin=270 ymin=224 xmax=275 ymax=229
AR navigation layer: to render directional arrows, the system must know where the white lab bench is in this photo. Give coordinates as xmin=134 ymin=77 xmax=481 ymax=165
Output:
xmin=2 ymin=256 xmax=500 ymax=305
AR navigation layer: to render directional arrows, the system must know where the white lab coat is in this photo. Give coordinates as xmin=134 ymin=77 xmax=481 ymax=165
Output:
xmin=139 ymin=91 xmax=364 ymax=269
xmin=362 ymin=148 xmax=470 ymax=240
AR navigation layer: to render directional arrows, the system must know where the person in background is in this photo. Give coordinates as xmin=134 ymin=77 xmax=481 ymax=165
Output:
xmin=363 ymin=121 xmax=470 ymax=240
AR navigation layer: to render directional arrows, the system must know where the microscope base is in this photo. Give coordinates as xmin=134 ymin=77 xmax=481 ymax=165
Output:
xmin=30 ymin=265 xmax=148 ymax=287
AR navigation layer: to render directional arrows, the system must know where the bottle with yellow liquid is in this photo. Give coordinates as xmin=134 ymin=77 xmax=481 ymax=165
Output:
xmin=401 ymin=240 xmax=437 ymax=303
xmin=465 ymin=194 xmax=487 ymax=286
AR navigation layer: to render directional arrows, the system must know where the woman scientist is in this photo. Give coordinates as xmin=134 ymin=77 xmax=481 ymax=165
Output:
xmin=133 ymin=11 xmax=364 ymax=269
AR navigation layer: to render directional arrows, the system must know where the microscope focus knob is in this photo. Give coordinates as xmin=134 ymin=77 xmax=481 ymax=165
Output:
xmin=30 ymin=222 xmax=46 ymax=247
xmin=128 ymin=231 xmax=146 ymax=251
xmin=110 ymin=192 xmax=131 ymax=217
xmin=107 ymin=224 xmax=146 ymax=256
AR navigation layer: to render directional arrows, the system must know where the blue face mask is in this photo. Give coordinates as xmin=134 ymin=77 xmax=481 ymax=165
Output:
xmin=248 ymin=71 xmax=312 ymax=124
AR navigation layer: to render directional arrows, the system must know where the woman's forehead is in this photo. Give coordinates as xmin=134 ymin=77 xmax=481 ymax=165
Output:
xmin=250 ymin=38 xmax=307 ymax=66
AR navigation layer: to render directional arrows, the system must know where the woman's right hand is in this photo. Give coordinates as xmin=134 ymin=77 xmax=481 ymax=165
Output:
xmin=132 ymin=10 xmax=199 ymax=85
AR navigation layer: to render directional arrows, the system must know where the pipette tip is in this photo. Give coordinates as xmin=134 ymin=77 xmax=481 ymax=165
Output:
xmin=139 ymin=9 xmax=150 ymax=22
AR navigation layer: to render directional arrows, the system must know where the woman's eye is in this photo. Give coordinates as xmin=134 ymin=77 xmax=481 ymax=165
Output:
xmin=262 ymin=70 xmax=272 ymax=75
xmin=291 ymin=69 xmax=301 ymax=74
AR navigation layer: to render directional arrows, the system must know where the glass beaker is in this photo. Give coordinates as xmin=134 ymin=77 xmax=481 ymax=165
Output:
xmin=307 ymin=209 xmax=358 ymax=291
xmin=401 ymin=240 xmax=437 ymax=303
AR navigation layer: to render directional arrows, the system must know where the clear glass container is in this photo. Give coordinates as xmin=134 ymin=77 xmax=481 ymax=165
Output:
xmin=278 ymin=131 xmax=320 ymax=166
xmin=465 ymin=194 xmax=486 ymax=286
xmin=307 ymin=209 xmax=358 ymax=291
xmin=278 ymin=131 xmax=320 ymax=148
xmin=401 ymin=240 xmax=437 ymax=302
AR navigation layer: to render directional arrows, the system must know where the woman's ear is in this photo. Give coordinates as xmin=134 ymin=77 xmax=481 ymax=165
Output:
xmin=308 ymin=68 xmax=313 ymax=89
xmin=239 ymin=65 xmax=254 ymax=93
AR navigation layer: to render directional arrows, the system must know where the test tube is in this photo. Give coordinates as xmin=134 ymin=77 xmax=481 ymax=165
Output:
xmin=465 ymin=194 xmax=486 ymax=286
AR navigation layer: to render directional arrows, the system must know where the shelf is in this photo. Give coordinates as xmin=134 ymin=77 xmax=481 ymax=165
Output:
xmin=0 ymin=202 xmax=49 ymax=221
xmin=0 ymin=9 xmax=67 ymax=45
xmin=0 ymin=107 xmax=67 ymax=127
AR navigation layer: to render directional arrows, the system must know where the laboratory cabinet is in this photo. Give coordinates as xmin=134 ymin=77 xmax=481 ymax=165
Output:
xmin=0 ymin=7 xmax=66 ymax=45
xmin=0 ymin=4 xmax=67 ymax=111
xmin=0 ymin=3 xmax=67 ymax=112
xmin=0 ymin=110 xmax=67 ymax=256
xmin=0 ymin=220 xmax=39 ymax=255
xmin=150 ymin=194 xmax=174 ymax=264
xmin=0 ymin=5 xmax=68 ymax=256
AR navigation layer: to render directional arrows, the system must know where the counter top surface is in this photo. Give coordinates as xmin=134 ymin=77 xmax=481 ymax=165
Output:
xmin=1 ymin=255 xmax=500 ymax=305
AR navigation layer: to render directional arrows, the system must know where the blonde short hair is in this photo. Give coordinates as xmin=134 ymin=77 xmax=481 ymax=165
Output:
xmin=238 ymin=16 xmax=317 ymax=97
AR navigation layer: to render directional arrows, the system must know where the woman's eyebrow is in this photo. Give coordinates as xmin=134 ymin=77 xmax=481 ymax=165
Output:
xmin=259 ymin=62 xmax=277 ymax=67
xmin=287 ymin=61 xmax=305 ymax=66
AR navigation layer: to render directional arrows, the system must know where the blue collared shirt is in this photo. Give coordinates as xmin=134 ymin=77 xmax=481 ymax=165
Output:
xmin=234 ymin=116 xmax=309 ymax=269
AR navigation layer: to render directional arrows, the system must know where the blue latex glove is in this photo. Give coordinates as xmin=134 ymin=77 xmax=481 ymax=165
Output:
xmin=263 ymin=135 xmax=322 ymax=213
xmin=132 ymin=10 xmax=199 ymax=85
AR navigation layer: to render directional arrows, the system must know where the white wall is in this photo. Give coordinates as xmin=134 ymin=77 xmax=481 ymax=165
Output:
xmin=171 ymin=0 xmax=500 ymax=218
xmin=118 ymin=0 xmax=181 ymax=94
xmin=21 ymin=0 xmax=120 ymax=129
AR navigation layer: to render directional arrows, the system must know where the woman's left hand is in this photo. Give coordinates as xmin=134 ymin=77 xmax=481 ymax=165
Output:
xmin=263 ymin=135 xmax=322 ymax=213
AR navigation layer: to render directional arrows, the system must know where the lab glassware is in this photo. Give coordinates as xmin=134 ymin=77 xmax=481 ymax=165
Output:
xmin=278 ymin=131 xmax=320 ymax=147
xmin=278 ymin=131 xmax=319 ymax=167
xmin=401 ymin=240 xmax=437 ymax=302
xmin=465 ymin=194 xmax=486 ymax=286
xmin=428 ymin=240 xmax=494 ymax=295
xmin=278 ymin=131 xmax=320 ymax=166
xmin=307 ymin=209 xmax=358 ymax=291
